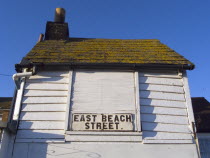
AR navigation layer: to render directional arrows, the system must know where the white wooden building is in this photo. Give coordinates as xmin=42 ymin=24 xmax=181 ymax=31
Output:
xmin=0 ymin=8 xmax=200 ymax=158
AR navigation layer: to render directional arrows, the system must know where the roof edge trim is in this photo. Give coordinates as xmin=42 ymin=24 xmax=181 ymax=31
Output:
xmin=15 ymin=63 xmax=195 ymax=72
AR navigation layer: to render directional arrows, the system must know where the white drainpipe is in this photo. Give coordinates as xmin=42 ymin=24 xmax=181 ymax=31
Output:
xmin=12 ymin=72 xmax=33 ymax=89
xmin=11 ymin=71 xmax=33 ymax=125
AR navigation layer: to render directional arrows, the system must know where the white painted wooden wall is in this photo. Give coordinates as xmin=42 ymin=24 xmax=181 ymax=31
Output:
xmin=139 ymin=71 xmax=194 ymax=143
xmin=12 ymin=143 xmax=199 ymax=158
xmin=71 ymin=70 xmax=136 ymax=113
xmin=14 ymin=70 xmax=195 ymax=144
xmin=198 ymin=133 xmax=210 ymax=158
xmin=66 ymin=70 xmax=142 ymax=142
xmin=16 ymin=71 xmax=69 ymax=142
xmin=5 ymin=69 xmax=199 ymax=158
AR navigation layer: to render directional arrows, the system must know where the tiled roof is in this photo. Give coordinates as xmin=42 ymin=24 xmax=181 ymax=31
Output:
xmin=0 ymin=97 xmax=12 ymax=116
xmin=20 ymin=38 xmax=194 ymax=69
xmin=192 ymin=97 xmax=210 ymax=133
xmin=0 ymin=98 xmax=12 ymax=110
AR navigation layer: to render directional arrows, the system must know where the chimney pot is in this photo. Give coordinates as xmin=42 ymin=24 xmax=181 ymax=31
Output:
xmin=44 ymin=8 xmax=69 ymax=40
xmin=38 ymin=34 xmax=44 ymax=42
xmin=54 ymin=8 xmax=65 ymax=23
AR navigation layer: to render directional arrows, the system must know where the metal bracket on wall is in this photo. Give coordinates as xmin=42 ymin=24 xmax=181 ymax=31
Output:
xmin=192 ymin=122 xmax=197 ymax=139
xmin=178 ymin=69 xmax=183 ymax=77
xmin=7 ymin=120 xmax=18 ymax=134
xmin=0 ymin=120 xmax=17 ymax=134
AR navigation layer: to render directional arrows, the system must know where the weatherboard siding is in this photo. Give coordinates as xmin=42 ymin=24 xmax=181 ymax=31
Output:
xmin=10 ymin=70 xmax=199 ymax=158
xmin=17 ymin=70 xmax=139 ymax=141
xmin=16 ymin=70 xmax=194 ymax=144
xmin=16 ymin=71 xmax=69 ymax=140
xmin=139 ymin=72 xmax=193 ymax=143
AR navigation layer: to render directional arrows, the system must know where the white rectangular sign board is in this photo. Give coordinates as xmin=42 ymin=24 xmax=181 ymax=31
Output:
xmin=72 ymin=113 xmax=133 ymax=131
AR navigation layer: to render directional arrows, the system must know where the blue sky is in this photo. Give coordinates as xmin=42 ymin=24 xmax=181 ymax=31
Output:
xmin=0 ymin=0 xmax=210 ymax=101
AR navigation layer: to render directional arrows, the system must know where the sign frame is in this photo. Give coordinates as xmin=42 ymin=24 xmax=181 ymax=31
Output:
xmin=71 ymin=113 xmax=134 ymax=132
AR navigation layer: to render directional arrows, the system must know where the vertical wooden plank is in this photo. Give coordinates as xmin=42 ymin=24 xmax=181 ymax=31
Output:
xmin=135 ymin=71 xmax=141 ymax=131
xmin=199 ymin=138 xmax=210 ymax=158
xmin=12 ymin=143 xmax=29 ymax=158
xmin=182 ymin=71 xmax=195 ymax=129
xmin=0 ymin=130 xmax=16 ymax=158
xmin=65 ymin=70 xmax=73 ymax=131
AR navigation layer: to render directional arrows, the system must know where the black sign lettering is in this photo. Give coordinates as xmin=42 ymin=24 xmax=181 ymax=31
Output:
xmin=80 ymin=115 xmax=85 ymax=122
xmin=108 ymin=115 xmax=113 ymax=122
xmin=109 ymin=123 xmax=114 ymax=129
xmin=85 ymin=123 xmax=90 ymax=129
xmin=115 ymin=122 xmax=119 ymax=129
xmin=103 ymin=123 xmax=108 ymax=129
xmin=74 ymin=115 xmax=79 ymax=122
xmin=91 ymin=122 xmax=95 ymax=129
xmin=92 ymin=115 xmax=97 ymax=122
xmin=86 ymin=115 xmax=91 ymax=122
xmin=114 ymin=115 xmax=119 ymax=122
xmin=72 ymin=114 xmax=133 ymax=131
xmin=120 ymin=115 xmax=125 ymax=122
xmin=126 ymin=115 xmax=132 ymax=122
xmin=102 ymin=114 xmax=107 ymax=122
xmin=96 ymin=123 xmax=102 ymax=129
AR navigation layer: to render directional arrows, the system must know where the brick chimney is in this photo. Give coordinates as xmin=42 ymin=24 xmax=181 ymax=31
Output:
xmin=45 ymin=8 xmax=69 ymax=40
